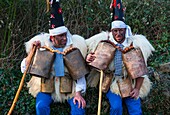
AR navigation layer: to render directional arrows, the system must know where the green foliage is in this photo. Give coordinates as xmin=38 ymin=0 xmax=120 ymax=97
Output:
xmin=0 ymin=0 xmax=48 ymax=60
xmin=142 ymin=72 xmax=170 ymax=115
xmin=123 ymin=0 xmax=170 ymax=66
xmin=0 ymin=0 xmax=169 ymax=66
xmin=0 ymin=0 xmax=170 ymax=114
xmin=61 ymin=0 xmax=111 ymax=38
xmin=0 ymin=68 xmax=35 ymax=114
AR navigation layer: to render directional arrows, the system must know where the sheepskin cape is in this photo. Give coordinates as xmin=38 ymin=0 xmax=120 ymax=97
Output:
xmin=25 ymin=33 xmax=87 ymax=102
xmin=86 ymin=31 xmax=155 ymax=99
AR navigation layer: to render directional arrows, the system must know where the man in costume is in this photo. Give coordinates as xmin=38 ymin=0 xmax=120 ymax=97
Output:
xmin=21 ymin=0 xmax=88 ymax=114
xmin=85 ymin=0 xmax=155 ymax=114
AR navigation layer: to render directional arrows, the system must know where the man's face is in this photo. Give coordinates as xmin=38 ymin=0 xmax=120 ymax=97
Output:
xmin=112 ymin=28 xmax=126 ymax=43
xmin=51 ymin=33 xmax=67 ymax=48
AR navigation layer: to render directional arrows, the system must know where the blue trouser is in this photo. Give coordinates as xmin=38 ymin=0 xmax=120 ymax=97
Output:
xmin=68 ymin=97 xmax=85 ymax=115
xmin=36 ymin=92 xmax=85 ymax=115
xmin=106 ymin=90 xmax=142 ymax=115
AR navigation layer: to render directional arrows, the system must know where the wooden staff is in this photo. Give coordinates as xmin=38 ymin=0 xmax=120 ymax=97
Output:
xmin=7 ymin=46 xmax=36 ymax=115
xmin=97 ymin=70 xmax=104 ymax=115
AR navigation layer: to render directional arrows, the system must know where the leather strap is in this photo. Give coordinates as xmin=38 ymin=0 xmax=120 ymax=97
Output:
xmin=101 ymin=41 xmax=134 ymax=53
xmin=41 ymin=45 xmax=77 ymax=55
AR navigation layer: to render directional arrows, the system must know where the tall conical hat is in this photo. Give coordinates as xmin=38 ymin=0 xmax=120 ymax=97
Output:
xmin=110 ymin=0 xmax=125 ymax=22
xmin=49 ymin=0 xmax=67 ymax=36
xmin=110 ymin=0 xmax=132 ymax=37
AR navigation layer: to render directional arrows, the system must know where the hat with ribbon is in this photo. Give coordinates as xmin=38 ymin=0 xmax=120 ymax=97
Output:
xmin=48 ymin=0 xmax=72 ymax=45
xmin=48 ymin=0 xmax=74 ymax=77
xmin=110 ymin=0 xmax=132 ymax=38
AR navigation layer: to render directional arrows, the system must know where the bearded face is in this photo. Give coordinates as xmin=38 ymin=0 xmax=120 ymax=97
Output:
xmin=50 ymin=33 xmax=67 ymax=48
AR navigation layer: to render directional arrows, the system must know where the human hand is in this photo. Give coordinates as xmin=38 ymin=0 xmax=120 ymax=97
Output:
xmin=73 ymin=92 xmax=86 ymax=108
xmin=86 ymin=52 xmax=96 ymax=63
xmin=32 ymin=41 xmax=41 ymax=49
xmin=130 ymin=88 xmax=139 ymax=99
xmin=25 ymin=41 xmax=41 ymax=66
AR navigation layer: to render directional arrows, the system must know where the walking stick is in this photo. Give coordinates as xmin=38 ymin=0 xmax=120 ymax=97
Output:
xmin=97 ymin=70 xmax=104 ymax=115
xmin=7 ymin=46 xmax=36 ymax=115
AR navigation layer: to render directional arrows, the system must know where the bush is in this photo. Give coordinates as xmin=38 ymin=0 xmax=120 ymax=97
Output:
xmin=0 ymin=0 xmax=169 ymax=114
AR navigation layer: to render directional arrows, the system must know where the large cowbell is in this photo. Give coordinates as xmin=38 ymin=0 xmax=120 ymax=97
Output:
xmin=28 ymin=49 xmax=55 ymax=79
xmin=123 ymin=48 xmax=148 ymax=79
xmin=89 ymin=40 xmax=116 ymax=70
xmin=63 ymin=48 xmax=89 ymax=80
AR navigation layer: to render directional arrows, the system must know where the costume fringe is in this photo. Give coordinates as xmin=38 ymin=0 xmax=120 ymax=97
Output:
xmin=27 ymin=76 xmax=41 ymax=97
xmin=25 ymin=33 xmax=87 ymax=102
xmin=71 ymin=34 xmax=88 ymax=58
xmin=85 ymin=31 xmax=109 ymax=53
xmin=51 ymin=78 xmax=76 ymax=103
xmin=127 ymin=35 xmax=155 ymax=65
xmin=110 ymin=75 xmax=152 ymax=99
xmin=25 ymin=33 xmax=53 ymax=54
xmin=86 ymin=32 xmax=155 ymax=98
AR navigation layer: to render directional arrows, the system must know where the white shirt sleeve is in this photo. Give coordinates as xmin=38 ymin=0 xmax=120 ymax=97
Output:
xmin=75 ymin=76 xmax=86 ymax=93
xmin=21 ymin=58 xmax=26 ymax=73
